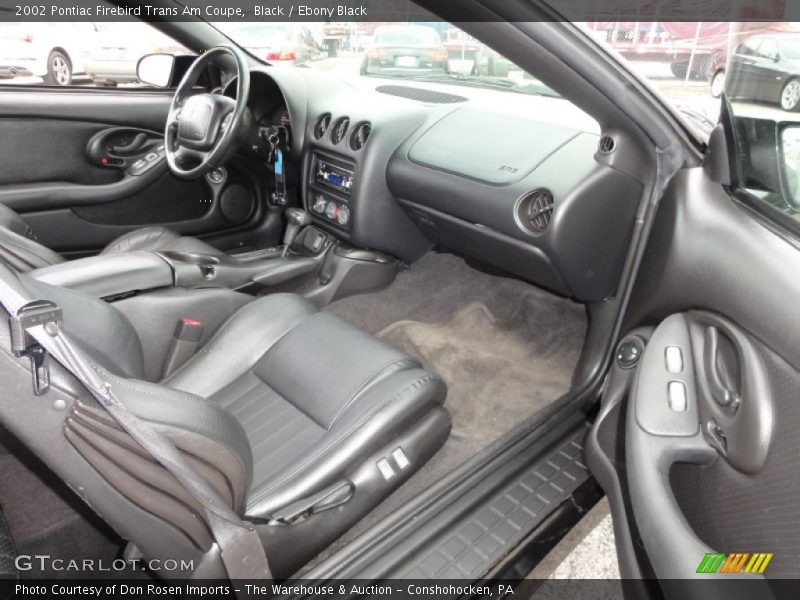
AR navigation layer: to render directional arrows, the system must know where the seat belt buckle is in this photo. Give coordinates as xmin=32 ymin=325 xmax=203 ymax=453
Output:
xmin=160 ymin=318 xmax=204 ymax=379
xmin=9 ymin=300 xmax=62 ymax=396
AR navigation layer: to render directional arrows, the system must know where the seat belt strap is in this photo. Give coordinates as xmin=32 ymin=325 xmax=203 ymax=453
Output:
xmin=0 ymin=266 xmax=271 ymax=582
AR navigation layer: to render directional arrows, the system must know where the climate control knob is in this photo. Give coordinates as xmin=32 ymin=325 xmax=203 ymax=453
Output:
xmin=313 ymin=194 xmax=327 ymax=214
xmin=325 ymin=200 xmax=338 ymax=221
xmin=337 ymin=204 xmax=350 ymax=226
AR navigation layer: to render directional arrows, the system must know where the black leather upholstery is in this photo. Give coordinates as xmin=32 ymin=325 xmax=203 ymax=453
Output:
xmin=164 ymin=295 xmax=447 ymax=516
xmin=99 ymin=226 xmax=220 ymax=257
xmin=0 ymin=203 xmax=220 ymax=271
xmin=0 ymin=203 xmax=65 ymax=271
xmin=1 ymin=267 xmax=450 ymax=577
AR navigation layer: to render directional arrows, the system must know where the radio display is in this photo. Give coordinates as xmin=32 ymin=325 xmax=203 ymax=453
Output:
xmin=314 ymin=156 xmax=354 ymax=196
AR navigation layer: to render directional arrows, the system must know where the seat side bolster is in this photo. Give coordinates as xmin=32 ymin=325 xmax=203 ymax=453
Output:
xmin=99 ymin=370 xmax=255 ymax=503
xmin=245 ymin=368 xmax=447 ymax=518
xmin=164 ymin=294 xmax=318 ymax=398
xmin=0 ymin=226 xmax=65 ymax=271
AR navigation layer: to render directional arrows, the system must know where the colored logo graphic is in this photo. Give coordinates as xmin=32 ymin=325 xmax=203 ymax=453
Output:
xmin=697 ymin=552 xmax=773 ymax=574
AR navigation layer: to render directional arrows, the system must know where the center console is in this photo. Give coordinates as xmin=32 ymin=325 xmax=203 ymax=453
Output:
xmin=28 ymin=221 xmax=400 ymax=307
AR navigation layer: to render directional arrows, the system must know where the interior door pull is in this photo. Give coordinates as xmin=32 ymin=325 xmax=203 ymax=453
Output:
xmin=112 ymin=133 xmax=147 ymax=155
xmin=703 ymin=326 xmax=740 ymax=408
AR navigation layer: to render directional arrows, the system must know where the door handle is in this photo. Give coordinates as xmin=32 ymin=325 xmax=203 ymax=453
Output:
xmin=111 ymin=132 xmax=147 ymax=155
xmin=703 ymin=326 xmax=741 ymax=408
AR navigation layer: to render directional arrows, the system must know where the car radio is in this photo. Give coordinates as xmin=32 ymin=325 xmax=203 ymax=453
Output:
xmin=315 ymin=158 xmax=354 ymax=196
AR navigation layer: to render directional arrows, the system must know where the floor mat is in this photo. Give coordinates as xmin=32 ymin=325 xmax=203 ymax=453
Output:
xmin=309 ymin=251 xmax=587 ymax=569
xmin=378 ymin=301 xmax=581 ymax=446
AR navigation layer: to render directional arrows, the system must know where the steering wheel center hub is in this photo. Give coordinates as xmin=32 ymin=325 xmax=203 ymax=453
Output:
xmin=178 ymin=94 xmax=232 ymax=150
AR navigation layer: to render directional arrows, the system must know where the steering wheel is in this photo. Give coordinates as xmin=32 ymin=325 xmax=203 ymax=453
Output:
xmin=165 ymin=45 xmax=250 ymax=180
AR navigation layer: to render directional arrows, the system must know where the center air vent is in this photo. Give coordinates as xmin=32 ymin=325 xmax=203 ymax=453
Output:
xmin=350 ymin=122 xmax=372 ymax=151
xmin=515 ymin=189 xmax=554 ymax=235
xmin=331 ymin=117 xmax=350 ymax=145
xmin=314 ymin=113 xmax=332 ymax=140
xmin=598 ymin=134 xmax=616 ymax=154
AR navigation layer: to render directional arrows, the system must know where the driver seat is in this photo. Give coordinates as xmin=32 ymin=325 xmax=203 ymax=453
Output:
xmin=0 ymin=202 xmax=221 ymax=272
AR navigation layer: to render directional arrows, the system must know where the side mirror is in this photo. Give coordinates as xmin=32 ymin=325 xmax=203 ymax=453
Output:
xmin=779 ymin=125 xmax=800 ymax=211
xmin=137 ymin=53 xmax=175 ymax=87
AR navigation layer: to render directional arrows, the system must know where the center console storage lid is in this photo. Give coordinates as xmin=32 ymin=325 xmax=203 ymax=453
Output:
xmin=30 ymin=251 xmax=174 ymax=299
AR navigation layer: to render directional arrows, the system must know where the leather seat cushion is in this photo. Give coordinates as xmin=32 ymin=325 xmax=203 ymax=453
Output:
xmin=100 ymin=226 xmax=221 ymax=257
xmin=164 ymin=293 xmax=447 ymax=508
xmin=0 ymin=203 xmax=66 ymax=271
xmin=0 ymin=202 xmax=221 ymax=272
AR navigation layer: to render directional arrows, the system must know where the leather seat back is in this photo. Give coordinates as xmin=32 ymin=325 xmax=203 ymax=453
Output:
xmin=0 ymin=204 xmax=65 ymax=271
xmin=0 ymin=264 xmax=253 ymax=571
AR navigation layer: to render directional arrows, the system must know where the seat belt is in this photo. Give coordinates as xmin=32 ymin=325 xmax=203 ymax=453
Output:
xmin=0 ymin=265 xmax=271 ymax=582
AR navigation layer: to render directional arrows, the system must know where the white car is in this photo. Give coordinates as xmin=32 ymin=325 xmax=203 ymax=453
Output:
xmin=0 ymin=23 xmax=94 ymax=85
xmin=81 ymin=23 xmax=189 ymax=85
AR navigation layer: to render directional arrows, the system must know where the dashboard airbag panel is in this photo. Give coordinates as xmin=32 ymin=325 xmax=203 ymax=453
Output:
xmin=408 ymin=107 xmax=580 ymax=185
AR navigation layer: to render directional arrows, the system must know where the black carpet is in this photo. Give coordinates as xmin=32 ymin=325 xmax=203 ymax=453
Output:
xmin=309 ymin=251 xmax=587 ymax=567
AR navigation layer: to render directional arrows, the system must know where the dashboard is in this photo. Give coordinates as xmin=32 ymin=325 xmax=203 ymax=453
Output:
xmin=232 ymin=68 xmax=644 ymax=303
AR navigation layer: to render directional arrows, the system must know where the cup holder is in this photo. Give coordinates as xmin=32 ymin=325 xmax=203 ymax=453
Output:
xmin=159 ymin=251 xmax=220 ymax=266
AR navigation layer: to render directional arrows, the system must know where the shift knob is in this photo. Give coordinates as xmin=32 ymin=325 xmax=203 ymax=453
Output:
xmin=282 ymin=208 xmax=312 ymax=256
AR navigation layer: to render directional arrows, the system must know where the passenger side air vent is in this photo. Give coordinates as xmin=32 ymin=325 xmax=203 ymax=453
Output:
xmin=350 ymin=122 xmax=372 ymax=151
xmin=515 ymin=189 xmax=554 ymax=235
xmin=314 ymin=113 xmax=332 ymax=140
xmin=331 ymin=117 xmax=350 ymax=145
xmin=598 ymin=134 xmax=616 ymax=154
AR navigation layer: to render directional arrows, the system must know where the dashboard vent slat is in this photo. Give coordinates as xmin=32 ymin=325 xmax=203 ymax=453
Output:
xmin=350 ymin=122 xmax=372 ymax=151
xmin=314 ymin=113 xmax=332 ymax=140
xmin=515 ymin=189 xmax=554 ymax=235
xmin=331 ymin=117 xmax=350 ymax=145
xmin=598 ymin=134 xmax=616 ymax=154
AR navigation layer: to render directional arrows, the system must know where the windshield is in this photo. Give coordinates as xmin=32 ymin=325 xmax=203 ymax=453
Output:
xmin=224 ymin=24 xmax=295 ymax=46
xmin=213 ymin=21 xmax=560 ymax=98
xmin=374 ymin=26 xmax=440 ymax=46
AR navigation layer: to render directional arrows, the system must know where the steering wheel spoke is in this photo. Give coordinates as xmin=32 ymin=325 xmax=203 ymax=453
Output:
xmin=173 ymin=145 xmax=206 ymax=166
xmin=164 ymin=45 xmax=250 ymax=180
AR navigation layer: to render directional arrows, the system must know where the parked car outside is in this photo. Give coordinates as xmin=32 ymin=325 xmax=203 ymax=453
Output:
xmin=219 ymin=23 xmax=319 ymax=67
xmin=725 ymin=34 xmax=800 ymax=111
xmin=360 ymin=25 xmax=448 ymax=76
xmin=0 ymin=23 xmax=94 ymax=85
xmin=81 ymin=22 xmax=189 ymax=86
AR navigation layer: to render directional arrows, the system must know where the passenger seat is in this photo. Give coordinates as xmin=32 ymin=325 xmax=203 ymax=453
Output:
xmin=0 ymin=266 xmax=450 ymax=578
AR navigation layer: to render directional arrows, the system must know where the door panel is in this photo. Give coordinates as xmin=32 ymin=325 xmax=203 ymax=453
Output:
xmin=601 ymin=162 xmax=800 ymax=589
xmin=0 ymin=88 xmax=263 ymax=255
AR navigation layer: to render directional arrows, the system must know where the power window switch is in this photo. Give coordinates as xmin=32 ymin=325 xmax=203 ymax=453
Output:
xmin=668 ymin=381 xmax=687 ymax=412
xmin=665 ymin=346 xmax=683 ymax=373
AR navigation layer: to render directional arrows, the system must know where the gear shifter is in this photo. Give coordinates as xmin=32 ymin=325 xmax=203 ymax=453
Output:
xmin=282 ymin=208 xmax=312 ymax=256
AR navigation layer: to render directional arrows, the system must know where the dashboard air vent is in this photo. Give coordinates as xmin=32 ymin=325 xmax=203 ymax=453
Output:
xmin=350 ymin=122 xmax=372 ymax=151
xmin=314 ymin=113 xmax=332 ymax=140
xmin=598 ymin=134 xmax=616 ymax=154
xmin=331 ymin=117 xmax=350 ymax=145
xmin=515 ymin=189 xmax=554 ymax=235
